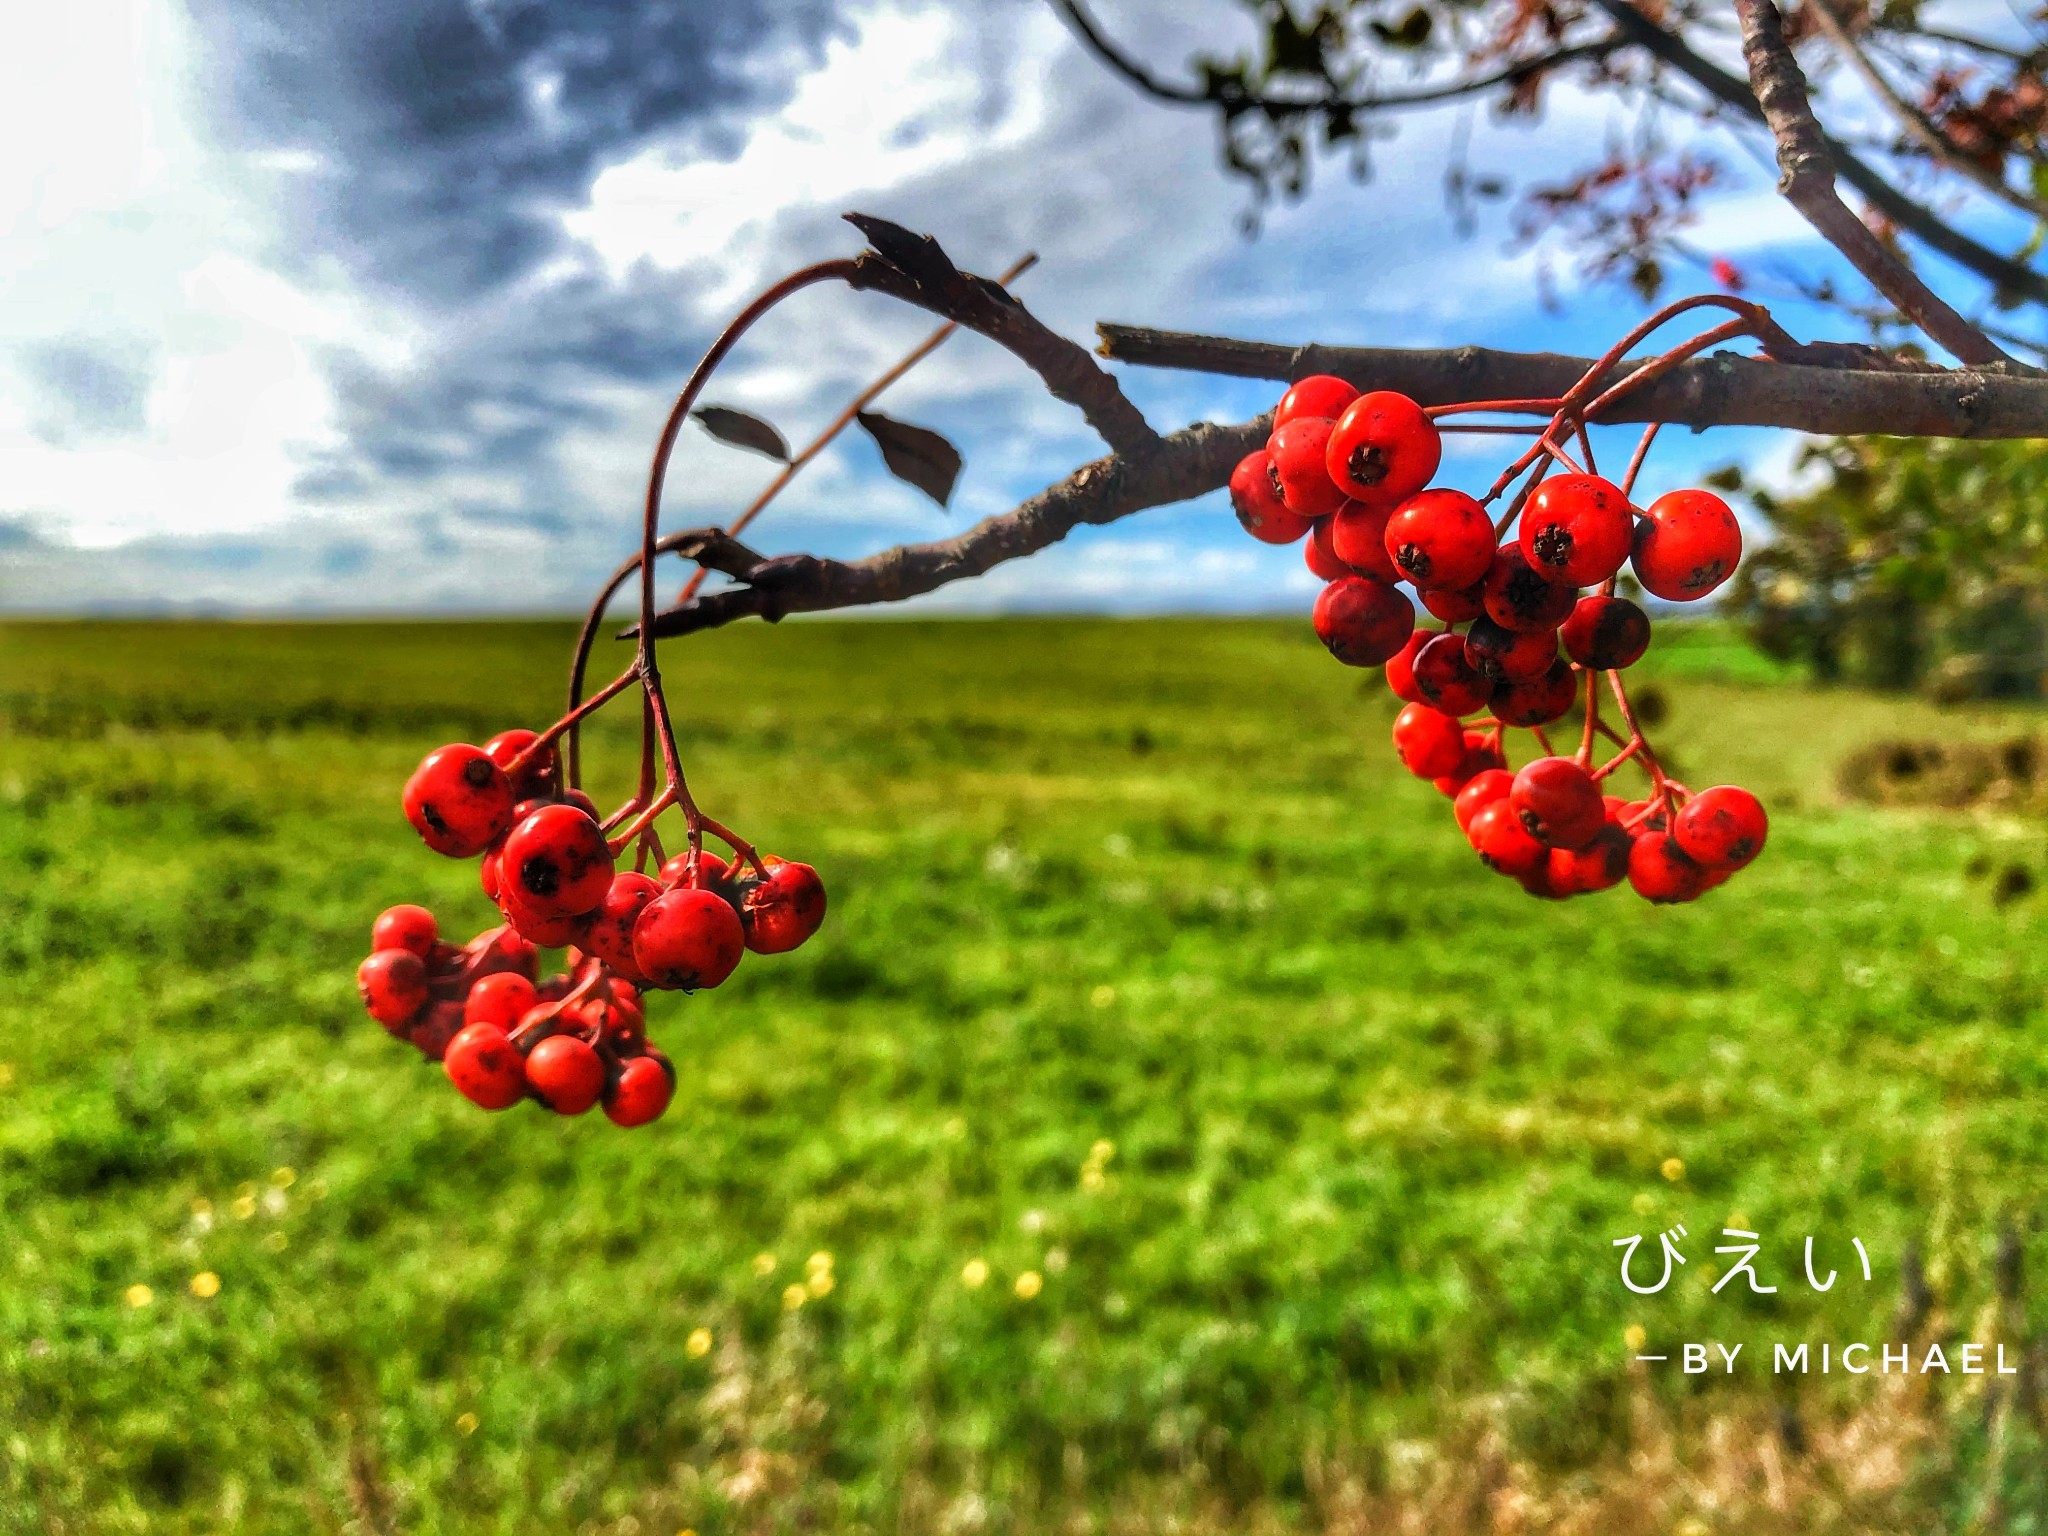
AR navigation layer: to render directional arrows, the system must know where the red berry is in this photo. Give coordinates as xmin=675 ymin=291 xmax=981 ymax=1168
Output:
xmin=503 ymin=804 xmax=615 ymax=918
xmin=1462 ymin=617 xmax=1557 ymax=683
xmin=1673 ymin=785 xmax=1767 ymax=870
xmin=403 ymin=744 xmax=515 ymax=858
xmin=357 ymin=949 xmax=428 ymax=1029
xmin=371 ymin=904 xmax=437 ymax=958
xmin=464 ymin=971 xmax=540 ymax=1032
xmin=484 ymin=728 xmax=558 ymax=800
xmin=499 ymin=891 xmax=588 ymax=950
xmin=658 ymin=849 xmax=733 ymax=890
xmin=1327 ymin=500 xmax=1401 ymax=582
xmin=1384 ymin=490 xmax=1495 ymax=591
xmin=582 ymin=871 xmax=663 ymax=981
xmin=480 ymin=839 xmax=506 ymax=902
xmin=469 ymin=924 xmax=538 ymax=983
xmin=524 ymin=1034 xmax=606 ymax=1115
xmin=410 ymin=999 xmax=466 ymax=1061
xmin=1632 ymin=489 xmax=1742 ymax=601
xmin=1410 ymin=632 xmax=1493 ymax=716
xmin=1229 ymin=450 xmax=1315 ymax=543
xmin=1551 ymin=823 xmax=1632 ymax=894
xmin=1312 ymin=576 xmax=1414 ymax=667
xmin=1304 ymin=518 xmax=1351 ymax=581
xmin=1275 ymin=374 xmax=1360 ymax=428
xmin=444 ymin=1023 xmax=528 ymax=1109
xmin=1326 ymin=391 xmax=1441 ymax=504
xmin=1628 ymin=831 xmax=1708 ymax=903
xmin=1432 ymin=731 xmax=1505 ymax=796
xmin=1268 ymin=417 xmax=1348 ymax=517
xmin=1391 ymin=703 xmax=1466 ymax=780
xmin=741 ymin=858 xmax=827 ymax=955
xmin=1519 ymin=474 xmax=1633 ymax=586
xmin=577 ymin=995 xmax=646 ymax=1057
xmin=1419 ymin=580 xmax=1486 ymax=623
xmin=633 ymin=888 xmax=745 ymax=991
xmin=1492 ymin=658 xmax=1576 ymax=726
xmin=1468 ymin=799 xmax=1547 ymax=878
xmin=1481 ymin=546 xmax=1577 ymax=633
xmin=1384 ymin=631 xmax=1430 ymax=704
xmin=1560 ymin=595 xmax=1650 ymax=670
xmin=1453 ymin=768 xmax=1514 ymax=834
xmin=604 ymin=1053 xmax=676 ymax=1128
xmin=1510 ymin=757 xmax=1606 ymax=850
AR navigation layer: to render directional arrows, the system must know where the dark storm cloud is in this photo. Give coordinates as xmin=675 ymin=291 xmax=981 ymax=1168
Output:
xmin=188 ymin=0 xmax=849 ymax=298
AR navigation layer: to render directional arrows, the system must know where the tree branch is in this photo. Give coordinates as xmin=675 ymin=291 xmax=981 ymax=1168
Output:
xmin=1804 ymin=0 xmax=2048 ymax=224
xmin=1052 ymin=0 xmax=1627 ymax=115
xmin=1096 ymin=325 xmax=2048 ymax=434
xmin=1731 ymin=0 xmax=2009 ymax=365
xmin=1590 ymin=0 xmax=2048 ymax=326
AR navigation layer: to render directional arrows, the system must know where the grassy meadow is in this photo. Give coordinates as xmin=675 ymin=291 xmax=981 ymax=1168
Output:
xmin=5 ymin=616 xmax=2048 ymax=1533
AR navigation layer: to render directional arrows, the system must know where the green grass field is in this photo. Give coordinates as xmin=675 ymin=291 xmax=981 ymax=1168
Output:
xmin=6 ymin=616 xmax=2048 ymax=1534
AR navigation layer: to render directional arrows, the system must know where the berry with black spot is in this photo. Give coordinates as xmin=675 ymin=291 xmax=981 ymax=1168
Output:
xmin=1312 ymin=576 xmax=1415 ymax=667
xmin=403 ymin=744 xmax=515 ymax=858
xmin=1268 ymin=417 xmax=1349 ymax=517
xmin=741 ymin=858 xmax=828 ymax=954
xmin=524 ymin=1034 xmax=606 ymax=1115
xmin=464 ymin=971 xmax=540 ymax=1032
xmin=1510 ymin=757 xmax=1606 ymax=850
xmin=1673 ymin=785 xmax=1767 ymax=870
xmin=1560 ymin=595 xmax=1650 ymax=670
xmin=1627 ymin=830 xmax=1708 ymax=903
xmin=1326 ymin=391 xmax=1441 ymax=504
xmin=1468 ymin=799 xmax=1548 ymax=878
xmin=445 ymin=1023 xmax=529 ymax=1109
xmin=1420 ymin=580 xmax=1486 ymax=624
xmin=503 ymin=804 xmax=615 ymax=918
xmin=604 ymin=1052 xmax=676 ymax=1128
xmin=1519 ymin=474 xmax=1633 ymax=586
xmin=1481 ymin=545 xmax=1577 ymax=633
xmin=371 ymin=904 xmax=437 ymax=958
xmin=582 ymin=870 xmax=663 ymax=982
xmin=1463 ymin=616 xmax=1558 ymax=683
xmin=1551 ymin=822 xmax=1631 ymax=894
xmin=633 ymin=888 xmax=746 ymax=991
xmin=1411 ymin=632 xmax=1494 ymax=716
xmin=1229 ymin=450 xmax=1314 ymax=543
xmin=358 ymin=949 xmax=429 ymax=1030
xmin=1384 ymin=490 xmax=1496 ymax=591
xmin=1632 ymin=488 xmax=1742 ymax=600
xmin=1491 ymin=657 xmax=1576 ymax=726
xmin=484 ymin=728 xmax=558 ymax=801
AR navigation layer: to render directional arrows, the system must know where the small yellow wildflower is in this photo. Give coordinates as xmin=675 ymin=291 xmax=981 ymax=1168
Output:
xmin=1624 ymin=1324 xmax=1647 ymax=1352
xmin=124 ymin=1284 xmax=153 ymax=1309
xmin=455 ymin=1412 xmax=478 ymax=1437
xmin=1014 ymin=1270 xmax=1043 ymax=1300
xmin=781 ymin=1282 xmax=808 ymax=1311
xmin=685 ymin=1327 xmax=713 ymax=1359
xmin=961 ymin=1258 xmax=990 ymax=1289
xmin=1090 ymin=985 xmax=1115 ymax=1009
xmin=751 ymin=1251 xmax=778 ymax=1278
xmin=1660 ymin=1157 xmax=1685 ymax=1183
xmin=270 ymin=1167 xmax=296 ymax=1189
xmin=190 ymin=1272 xmax=221 ymax=1299
xmin=807 ymin=1271 xmax=835 ymax=1299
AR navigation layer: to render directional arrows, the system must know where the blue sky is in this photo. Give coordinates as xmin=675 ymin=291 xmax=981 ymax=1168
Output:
xmin=0 ymin=0 xmax=2037 ymax=614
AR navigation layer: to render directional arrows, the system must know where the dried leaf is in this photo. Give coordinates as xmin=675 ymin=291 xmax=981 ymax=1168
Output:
xmin=857 ymin=410 xmax=961 ymax=508
xmin=843 ymin=213 xmax=961 ymax=296
xmin=692 ymin=406 xmax=789 ymax=462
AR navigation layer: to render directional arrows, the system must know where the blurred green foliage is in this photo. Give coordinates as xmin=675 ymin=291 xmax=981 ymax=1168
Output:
xmin=3 ymin=618 xmax=2048 ymax=1532
xmin=1725 ymin=437 xmax=2048 ymax=698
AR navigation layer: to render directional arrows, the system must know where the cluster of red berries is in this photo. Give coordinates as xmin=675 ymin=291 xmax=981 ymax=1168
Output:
xmin=1230 ymin=374 xmax=1766 ymax=902
xmin=356 ymin=727 xmax=826 ymax=1119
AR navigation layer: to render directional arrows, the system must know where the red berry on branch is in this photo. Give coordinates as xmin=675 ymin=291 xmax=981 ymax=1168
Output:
xmin=582 ymin=871 xmax=663 ymax=981
xmin=1385 ymin=631 xmax=1430 ymax=704
xmin=1328 ymin=500 xmax=1401 ymax=582
xmin=1632 ymin=489 xmax=1741 ymax=601
xmin=1462 ymin=616 xmax=1558 ymax=683
xmin=1519 ymin=474 xmax=1633 ymax=587
xmin=1392 ymin=702 xmax=1467 ymax=779
xmin=1275 ymin=374 xmax=1361 ymax=427
xmin=484 ymin=728 xmax=559 ymax=801
xmin=1510 ymin=757 xmax=1606 ymax=850
xmin=1673 ymin=785 xmax=1767 ymax=871
xmin=1433 ymin=730 xmax=1506 ymax=796
xmin=445 ymin=1023 xmax=529 ymax=1109
xmin=604 ymin=1053 xmax=676 ymax=1128
xmin=1627 ymin=831 xmax=1707 ymax=903
xmin=1268 ymin=417 xmax=1349 ymax=517
xmin=633 ymin=888 xmax=746 ymax=991
xmin=1491 ymin=657 xmax=1576 ymax=726
xmin=1312 ymin=576 xmax=1415 ymax=667
xmin=480 ymin=839 xmax=506 ymax=902
xmin=658 ymin=849 xmax=733 ymax=891
xmin=742 ymin=858 xmax=828 ymax=954
xmin=1419 ymin=580 xmax=1486 ymax=623
xmin=1384 ymin=490 xmax=1495 ymax=591
xmin=464 ymin=971 xmax=541 ymax=1033
xmin=1468 ymin=799 xmax=1547 ymax=878
xmin=524 ymin=1034 xmax=606 ymax=1115
xmin=357 ymin=949 xmax=429 ymax=1030
xmin=1304 ymin=518 xmax=1352 ymax=581
xmin=371 ymin=904 xmax=438 ymax=958
xmin=503 ymin=804 xmax=615 ymax=918
xmin=499 ymin=892 xmax=588 ymax=950
xmin=1411 ymin=632 xmax=1494 ymax=716
xmin=403 ymin=744 xmax=515 ymax=858
xmin=1481 ymin=546 xmax=1577 ymax=633
xmin=1229 ymin=450 xmax=1314 ymax=543
xmin=1551 ymin=823 xmax=1632 ymax=894
xmin=1560 ymin=595 xmax=1651 ymax=670
xmin=1326 ymin=391 xmax=1441 ymax=504
xmin=1453 ymin=768 xmax=1514 ymax=834
xmin=410 ymin=999 xmax=467 ymax=1061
